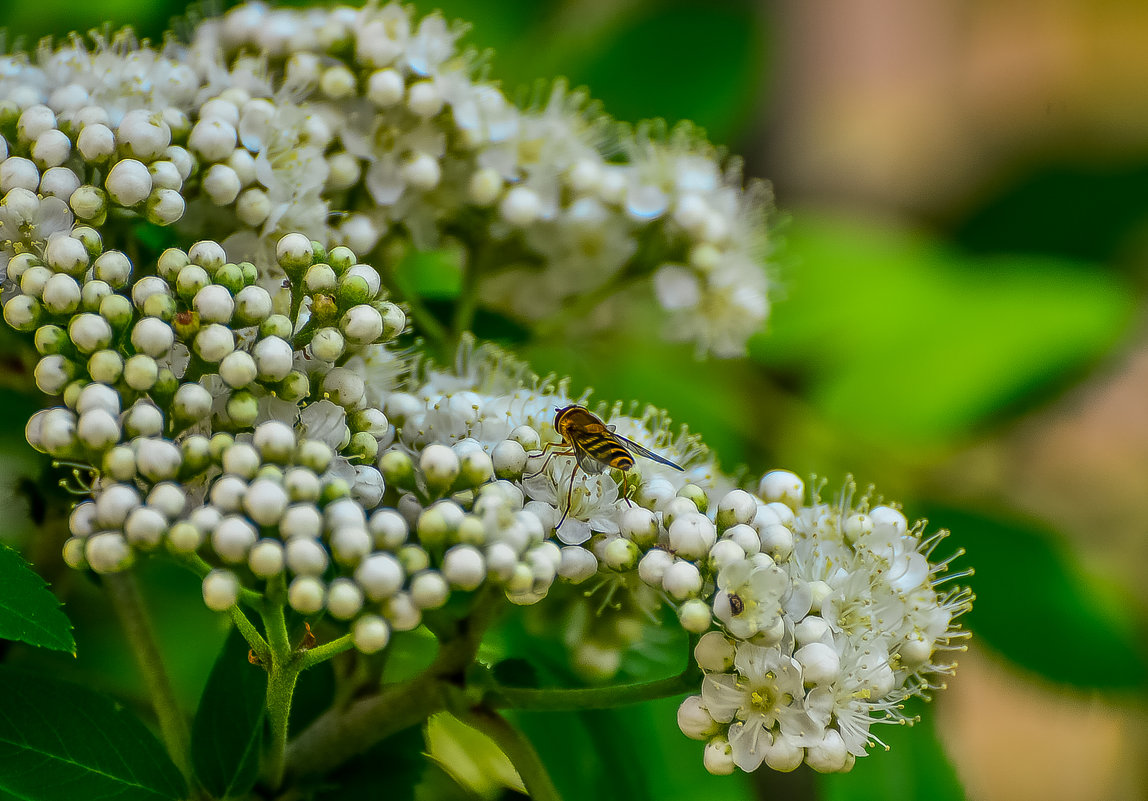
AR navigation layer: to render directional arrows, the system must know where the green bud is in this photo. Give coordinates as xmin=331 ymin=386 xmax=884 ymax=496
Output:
xmin=209 ymin=433 xmax=235 ymax=462
xmin=346 ymin=431 xmax=379 ymax=463
xmin=319 ymin=478 xmax=350 ymax=506
xmin=310 ymin=293 xmax=339 ymax=324
xmin=416 ymin=507 xmax=449 ymax=550
xmin=98 ymin=294 xmax=134 ymax=330
xmin=378 ymin=301 xmax=406 ymax=340
xmin=6 ymin=253 xmax=40 ymax=282
xmin=122 ymin=354 xmax=158 ymax=391
xmin=260 ymin=314 xmax=293 ymax=340
xmin=304 ymin=263 xmax=337 ymax=294
xmin=142 ymin=292 xmax=177 ymax=322
xmin=3 ymin=296 xmax=41 ymax=332
xmin=69 ymin=185 xmax=107 ymax=221
xmin=678 ymin=483 xmax=708 ymax=515
xmin=275 ymin=370 xmax=310 ymax=403
xmin=336 ymin=274 xmax=371 ymax=308
xmin=457 ymin=515 xmax=486 ymax=546
xmin=328 ymin=246 xmax=355 ymax=274
xmin=256 ymin=464 xmax=284 ymax=482
xmin=0 ymin=100 xmax=20 ymax=128
xmin=239 ymin=261 xmax=258 ymax=286
xmin=213 ymin=262 xmax=245 ymax=294
xmin=151 ymin=367 xmax=178 ymax=407
xmin=175 ymin=265 xmax=210 ymax=301
xmin=157 ymin=248 xmax=190 ymax=282
xmin=34 ymin=324 xmax=68 ymax=356
xmin=398 ymin=544 xmax=430 ymax=573
xmin=349 ymin=408 xmax=389 ymax=436
xmin=173 ymin=310 xmax=200 ymax=341
xmin=87 ymin=350 xmax=123 ymax=384
xmin=102 ymin=445 xmax=137 ymax=482
xmin=81 ymin=280 xmax=113 ymax=312
xmin=379 ymin=449 xmax=415 ymax=489
xmin=226 ymin=390 xmax=259 ymax=428
xmin=62 ymin=379 xmax=87 ymax=409
xmin=310 ymin=241 xmax=327 ymax=266
xmin=180 ymin=435 xmax=212 ymax=475
xmin=297 ymin=440 xmax=334 ymax=473
xmin=72 ymin=226 xmax=103 ymax=259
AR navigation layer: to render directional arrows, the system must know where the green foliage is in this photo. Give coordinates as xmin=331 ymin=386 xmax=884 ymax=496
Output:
xmin=0 ymin=545 xmax=74 ymax=654
xmin=191 ymin=628 xmax=268 ymax=799
xmin=755 ymin=214 xmax=1136 ymax=448
xmin=929 ymin=505 xmax=1148 ymax=690
xmin=0 ymin=666 xmax=186 ymax=801
xmin=948 ymin=161 xmax=1148 ymax=263
xmin=818 ymin=704 xmax=965 ymax=801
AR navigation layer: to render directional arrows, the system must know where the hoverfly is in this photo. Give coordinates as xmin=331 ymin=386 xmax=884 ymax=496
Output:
xmin=526 ymin=405 xmax=684 ymax=527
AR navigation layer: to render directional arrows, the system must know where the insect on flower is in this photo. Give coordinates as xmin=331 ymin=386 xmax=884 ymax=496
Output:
xmin=526 ymin=405 xmax=684 ymax=527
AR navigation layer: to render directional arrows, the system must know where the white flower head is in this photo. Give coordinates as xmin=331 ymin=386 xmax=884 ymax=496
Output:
xmin=701 ymin=642 xmax=819 ymax=772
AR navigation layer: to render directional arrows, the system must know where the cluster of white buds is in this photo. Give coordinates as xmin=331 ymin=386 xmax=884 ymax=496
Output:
xmin=0 ymin=3 xmax=972 ymax=779
xmin=0 ymin=2 xmax=772 ymax=356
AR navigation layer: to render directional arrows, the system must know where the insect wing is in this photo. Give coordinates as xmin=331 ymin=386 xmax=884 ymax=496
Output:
xmin=570 ymin=439 xmax=609 ymax=475
xmin=612 ymin=433 xmax=684 ymax=471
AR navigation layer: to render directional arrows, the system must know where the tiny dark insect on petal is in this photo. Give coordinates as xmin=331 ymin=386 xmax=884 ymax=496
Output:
xmin=728 ymin=593 xmax=745 ymax=616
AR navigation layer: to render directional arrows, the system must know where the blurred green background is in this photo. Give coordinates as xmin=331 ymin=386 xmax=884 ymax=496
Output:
xmin=5 ymin=1 xmax=1148 ymax=800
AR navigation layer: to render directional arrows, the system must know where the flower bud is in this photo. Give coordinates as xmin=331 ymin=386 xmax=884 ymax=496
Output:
xmin=352 ymin=614 xmax=391 ymax=653
xmin=758 ymin=470 xmax=804 ymax=510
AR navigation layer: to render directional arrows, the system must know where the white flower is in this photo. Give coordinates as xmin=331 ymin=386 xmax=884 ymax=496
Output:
xmin=712 ymin=555 xmax=788 ymax=640
xmin=299 ymin=399 xmax=348 ymax=449
xmin=521 ymin=456 xmax=620 ymax=546
xmin=701 ymin=642 xmax=819 ymax=772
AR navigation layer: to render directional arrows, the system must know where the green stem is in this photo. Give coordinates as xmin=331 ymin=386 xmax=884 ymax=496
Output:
xmin=283 ymin=587 xmax=506 ymax=781
xmin=297 ymin=632 xmax=355 ymax=670
xmin=263 ymin=660 xmax=300 ymax=790
xmin=486 ymin=670 xmax=697 ymax=711
xmin=229 ymin=605 xmax=269 ymax=664
xmin=103 ymin=572 xmax=191 ymax=779
xmin=467 ymin=708 xmax=563 ymax=801
xmin=258 ymin=592 xmax=295 ymax=789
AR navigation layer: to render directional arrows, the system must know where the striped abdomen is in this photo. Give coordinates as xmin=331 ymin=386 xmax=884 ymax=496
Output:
xmin=577 ymin=430 xmax=634 ymax=470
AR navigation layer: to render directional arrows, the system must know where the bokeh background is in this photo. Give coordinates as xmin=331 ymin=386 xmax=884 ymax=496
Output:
xmin=4 ymin=1 xmax=1148 ymax=799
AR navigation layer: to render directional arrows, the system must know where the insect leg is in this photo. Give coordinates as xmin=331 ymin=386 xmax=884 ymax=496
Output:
xmin=556 ymin=461 xmax=581 ymax=528
xmin=619 ymin=469 xmax=635 ymax=507
xmin=523 ymin=443 xmax=574 ymax=479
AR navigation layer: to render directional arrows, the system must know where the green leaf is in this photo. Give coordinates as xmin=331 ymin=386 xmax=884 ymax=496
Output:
xmin=818 ymin=701 xmax=965 ymax=801
xmin=0 ymin=544 xmax=74 ymax=653
xmin=928 ymin=505 xmax=1147 ymax=689
xmin=315 ymin=725 xmax=425 ymax=801
xmin=191 ymin=628 xmax=268 ymax=799
xmin=755 ymin=214 xmax=1136 ymax=447
xmin=0 ymin=666 xmax=187 ymax=801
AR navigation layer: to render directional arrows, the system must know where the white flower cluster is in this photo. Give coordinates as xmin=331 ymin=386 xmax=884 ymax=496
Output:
xmin=0 ymin=4 xmax=971 ymax=778
xmin=0 ymin=2 xmax=771 ymax=356
xmin=677 ymin=480 xmax=973 ymax=775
